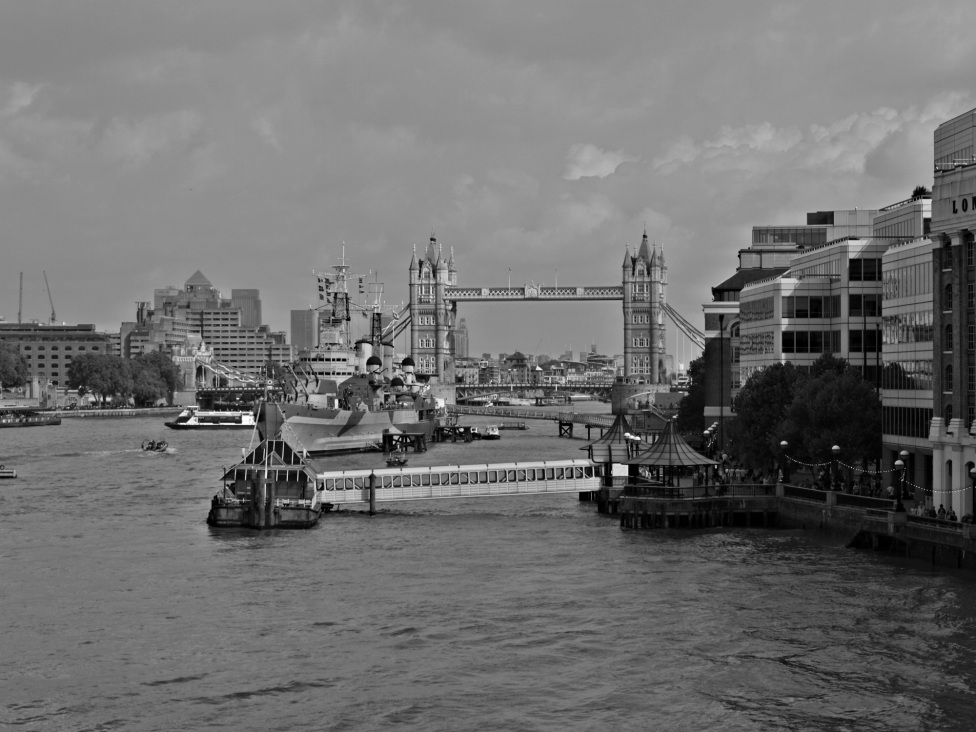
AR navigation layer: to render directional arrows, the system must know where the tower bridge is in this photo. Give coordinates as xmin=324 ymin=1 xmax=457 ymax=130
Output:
xmin=400 ymin=231 xmax=704 ymax=392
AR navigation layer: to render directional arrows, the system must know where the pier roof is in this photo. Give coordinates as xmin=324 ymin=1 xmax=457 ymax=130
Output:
xmin=582 ymin=412 xmax=636 ymax=462
xmin=627 ymin=420 xmax=716 ymax=467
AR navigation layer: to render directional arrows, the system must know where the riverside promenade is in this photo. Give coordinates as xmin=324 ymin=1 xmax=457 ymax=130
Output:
xmin=59 ymin=406 xmax=182 ymax=419
xmin=599 ymin=480 xmax=976 ymax=572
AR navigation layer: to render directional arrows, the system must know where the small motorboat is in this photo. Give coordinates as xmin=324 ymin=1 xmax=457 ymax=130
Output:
xmin=142 ymin=439 xmax=169 ymax=452
xmin=386 ymin=450 xmax=409 ymax=467
xmin=0 ymin=464 xmax=17 ymax=479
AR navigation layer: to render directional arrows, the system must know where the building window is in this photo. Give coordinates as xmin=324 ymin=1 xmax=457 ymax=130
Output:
xmin=969 ymin=240 xmax=975 ymax=268
xmin=945 ymin=283 xmax=953 ymax=307
xmin=945 ymin=404 xmax=953 ymax=423
xmin=946 ymin=324 xmax=953 ymax=351
xmin=970 ymin=283 xmax=975 ymax=309
xmin=850 ymin=258 xmax=882 ymax=281
xmin=970 ymin=364 xmax=975 ymax=392
xmin=946 ymin=364 xmax=954 ymax=389
xmin=970 ymin=324 xmax=976 ymax=351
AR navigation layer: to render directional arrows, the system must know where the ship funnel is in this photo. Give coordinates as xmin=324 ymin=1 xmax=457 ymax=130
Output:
xmin=357 ymin=340 xmax=373 ymax=373
xmin=382 ymin=341 xmax=394 ymax=379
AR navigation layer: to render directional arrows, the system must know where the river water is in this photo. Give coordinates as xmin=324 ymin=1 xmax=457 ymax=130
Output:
xmin=3 ymin=408 xmax=976 ymax=731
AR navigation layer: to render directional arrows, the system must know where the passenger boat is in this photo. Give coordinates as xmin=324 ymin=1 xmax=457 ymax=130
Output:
xmin=208 ymin=439 xmax=328 ymax=529
xmin=0 ymin=406 xmax=61 ymax=428
xmin=164 ymin=405 xmax=256 ymax=430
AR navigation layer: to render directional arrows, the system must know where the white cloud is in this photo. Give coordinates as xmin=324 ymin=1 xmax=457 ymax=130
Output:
xmin=251 ymin=113 xmax=281 ymax=150
xmin=98 ymin=110 xmax=204 ymax=167
xmin=564 ymin=143 xmax=634 ymax=180
xmin=2 ymin=82 xmax=41 ymax=117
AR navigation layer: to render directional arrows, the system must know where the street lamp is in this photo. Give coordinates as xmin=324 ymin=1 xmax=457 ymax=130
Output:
xmin=831 ymin=445 xmax=840 ymax=491
xmin=779 ymin=440 xmax=789 ymax=484
xmin=893 ymin=458 xmax=906 ymax=513
xmin=898 ymin=450 xmax=910 ymax=503
xmin=970 ymin=466 xmax=976 ymax=518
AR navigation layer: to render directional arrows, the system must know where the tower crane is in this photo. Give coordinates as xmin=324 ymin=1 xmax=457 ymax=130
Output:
xmin=43 ymin=271 xmax=56 ymax=325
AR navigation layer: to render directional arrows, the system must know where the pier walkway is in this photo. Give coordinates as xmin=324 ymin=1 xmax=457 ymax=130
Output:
xmin=315 ymin=458 xmax=602 ymax=504
xmin=449 ymin=404 xmax=614 ymax=426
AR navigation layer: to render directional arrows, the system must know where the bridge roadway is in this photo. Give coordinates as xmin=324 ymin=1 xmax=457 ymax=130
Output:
xmin=447 ymin=404 xmax=617 ymax=428
xmin=315 ymin=458 xmax=603 ymax=504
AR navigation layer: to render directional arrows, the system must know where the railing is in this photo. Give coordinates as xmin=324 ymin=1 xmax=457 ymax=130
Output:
xmin=835 ymin=493 xmax=896 ymax=510
xmin=623 ymin=483 xmax=777 ymax=500
xmin=783 ymin=485 xmax=828 ymax=502
xmin=907 ymin=514 xmax=965 ymax=533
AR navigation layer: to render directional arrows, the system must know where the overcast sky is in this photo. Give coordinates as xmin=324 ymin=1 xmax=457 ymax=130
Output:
xmin=2 ymin=1 xmax=973 ymax=364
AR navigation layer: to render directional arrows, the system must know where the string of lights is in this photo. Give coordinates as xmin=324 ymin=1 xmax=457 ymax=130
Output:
xmin=782 ymin=454 xmax=971 ymax=496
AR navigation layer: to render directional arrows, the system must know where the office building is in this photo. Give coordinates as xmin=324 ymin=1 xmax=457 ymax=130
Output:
xmin=290 ymin=309 xmax=319 ymax=353
xmin=930 ymin=107 xmax=976 ymax=515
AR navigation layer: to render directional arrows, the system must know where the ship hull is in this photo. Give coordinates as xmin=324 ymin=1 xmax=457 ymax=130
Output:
xmin=259 ymin=402 xmax=435 ymax=455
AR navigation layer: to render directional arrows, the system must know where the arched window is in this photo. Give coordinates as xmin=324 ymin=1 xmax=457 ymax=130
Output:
xmin=946 ymin=324 xmax=954 ymax=350
xmin=946 ymin=364 xmax=954 ymax=388
xmin=945 ymin=283 xmax=953 ymax=306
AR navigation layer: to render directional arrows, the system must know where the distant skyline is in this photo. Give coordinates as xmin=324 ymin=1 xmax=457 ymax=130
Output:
xmin=2 ymin=2 xmax=975 ymax=357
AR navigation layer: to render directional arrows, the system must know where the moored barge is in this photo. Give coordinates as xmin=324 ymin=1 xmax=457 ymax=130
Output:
xmin=207 ymin=439 xmax=330 ymax=529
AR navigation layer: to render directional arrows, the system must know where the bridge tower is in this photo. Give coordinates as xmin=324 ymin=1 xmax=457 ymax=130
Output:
xmin=409 ymin=234 xmax=457 ymax=382
xmin=622 ymin=231 xmax=668 ymax=383
xmin=650 ymin=237 xmax=668 ymax=383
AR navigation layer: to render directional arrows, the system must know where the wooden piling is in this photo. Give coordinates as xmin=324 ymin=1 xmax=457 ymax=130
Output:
xmin=369 ymin=471 xmax=377 ymax=516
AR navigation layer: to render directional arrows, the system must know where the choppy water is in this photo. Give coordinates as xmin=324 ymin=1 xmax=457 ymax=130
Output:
xmin=2 ymin=410 xmax=976 ymax=731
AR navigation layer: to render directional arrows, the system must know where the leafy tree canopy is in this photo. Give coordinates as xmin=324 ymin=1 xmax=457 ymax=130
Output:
xmin=728 ymin=362 xmax=801 ymax=471
xmin=0 ymin=341 xmax=29 ymax=389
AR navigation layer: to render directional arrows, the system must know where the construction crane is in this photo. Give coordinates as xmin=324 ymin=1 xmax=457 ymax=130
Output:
xmin=43 ymin=271 xmax=56 ymax=325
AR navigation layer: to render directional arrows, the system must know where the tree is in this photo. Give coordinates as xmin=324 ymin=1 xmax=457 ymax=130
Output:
xmin=781 ymin=367 xmax=882 ymax=472
xmin=130 ymin=365 xmax=166 ymax=407
xmin=133 ymin=351 xmax=181 ymax=405
xmin=0 ymin=342 xmax=29 ymax=389
xmin=727 ymin=362 xmax=801 ymax=471
xmin=675 ymin=356 xmax=706 ymax=434
xmin=912 ymin=184 xmax=931 ymax=198
xmin=66 ymin=354 xmax=131 ymax=406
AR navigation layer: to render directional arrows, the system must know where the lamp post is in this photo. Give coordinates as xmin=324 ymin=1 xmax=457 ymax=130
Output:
xmin=718 ymin=314 xmax=726 ymax=463
xmin=893 ymin=458 xmax=906 ymax=513
xmin=898 ymin=450 xmax=910 ymax=504
xmin=970 ymin=467 xmax=976 ymax=518
xmin=831 ymin=445 xmax=840 ymax=491
xmin=779 ymin=440 xmax=789 ymax=484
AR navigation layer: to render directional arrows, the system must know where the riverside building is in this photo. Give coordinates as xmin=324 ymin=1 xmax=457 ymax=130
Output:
xmin=930 ymin=107 xmax=976 ymax=516
xmin=0 ymin=323 xmax=111 ymax=388
xmin=703 ymin=209 xmax=876 ymax=449
xmin=879 ymin=195 xmax=933 ymax=500
xmin=121 ymin=271 xmax=292 ymax=386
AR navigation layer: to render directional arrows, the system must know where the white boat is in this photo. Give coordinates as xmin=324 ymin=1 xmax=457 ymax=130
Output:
xmin=165 ymin=405 xmax=256 ymax=430
xmin=483 ymin=425 xmax=501 ymax=440
xmin=0 ymin=464 xmax=16 ymax=479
